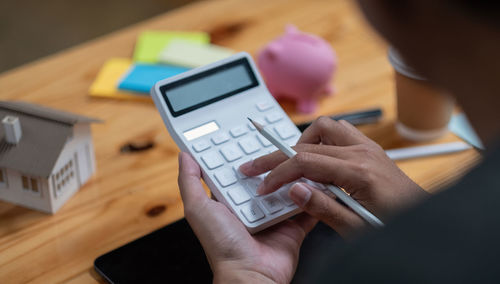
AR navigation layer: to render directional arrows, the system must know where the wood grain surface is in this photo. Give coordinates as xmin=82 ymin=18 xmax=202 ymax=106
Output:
xmin=0 ymin=0 xmax=479 ymax=282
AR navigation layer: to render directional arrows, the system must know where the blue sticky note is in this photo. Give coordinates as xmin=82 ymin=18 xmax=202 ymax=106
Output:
xmin=449 ymin=113 xmax=484 ymax=149
xmin=118 ymin=64 xmax=189 ymax=93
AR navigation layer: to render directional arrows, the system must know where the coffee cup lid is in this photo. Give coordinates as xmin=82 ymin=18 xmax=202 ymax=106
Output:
xmin=388 ymin=47 xmax=426 ymax=80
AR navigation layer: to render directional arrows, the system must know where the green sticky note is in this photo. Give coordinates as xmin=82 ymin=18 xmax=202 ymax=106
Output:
xmin=133 ymin=31 xmax=210 ymax=63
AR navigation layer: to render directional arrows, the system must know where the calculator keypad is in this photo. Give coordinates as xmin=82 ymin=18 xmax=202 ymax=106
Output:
xmin=189 ymin=102 xmax=300 ymax=230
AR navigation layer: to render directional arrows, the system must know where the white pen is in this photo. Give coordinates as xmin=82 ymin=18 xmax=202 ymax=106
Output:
xmin=248 ymin=118 xmax=385 ymax=229
xmin=386 ymin=141 xmax=472 ymax=161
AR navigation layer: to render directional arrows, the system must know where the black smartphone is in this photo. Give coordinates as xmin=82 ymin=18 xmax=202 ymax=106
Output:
xmin=94 ymin=218 xmax=212 ymax=283
xmin=94 ymin=218 xmax=341 ymax=283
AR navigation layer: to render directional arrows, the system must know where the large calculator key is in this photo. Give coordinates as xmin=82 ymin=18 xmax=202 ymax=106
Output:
xmin=227 ymin=185 xmax=251 ymax=205
xmin=201 ymin=152 xmax=224 ymax=170
xmin=274 ymin=125 xmax=297 ymax=140
xmin=240 ymin=202 xmax=265 ymax=223
xmin=220 ymin=144 xmax=243 ymax=162
xmin=214 ymin=168 xmax=238 ymax=187
xmin=256 ymin=101 xmax=273 ymax=112
xmin=265 ymin=112 xmax=283 ymax=124
xmin=256 ymin=134 xmax=272 ymax=147
xmin=279 ymin=185 xmax=295 ymax=206
xmin=211 ymin=132 xmax=230 ymax=145
xmin=238 ymin=137 xmax=261 ymax=154
xmin=244 ymin=175 xmax=265 ymax=196
xmin=230 ymin=126 xmax=248 ymax=138
xmin=261 ymin=194 xmax=284 ymax=214
xmin=192 ymin=139 xmax=211 ymax=152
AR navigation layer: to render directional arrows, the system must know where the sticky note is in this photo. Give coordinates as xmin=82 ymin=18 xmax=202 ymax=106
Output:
xmin=133 ymin=31 xmax=210 ymax=63
xmin=159 ymin=40 xmax=234 ymax=68
xmin=449 ymin=113 xmax=484 ymax=149
xmin=89 ymin=58 xmax=151 ymax=102
xmin=118 ymin=64 xmax=189 ymax=93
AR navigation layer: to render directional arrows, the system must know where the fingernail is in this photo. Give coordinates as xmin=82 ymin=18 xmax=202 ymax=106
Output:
xmin=289 ymin=183 xmax=311 ymax=207
xmin=239 ymin=160 xmax=253 ymax=174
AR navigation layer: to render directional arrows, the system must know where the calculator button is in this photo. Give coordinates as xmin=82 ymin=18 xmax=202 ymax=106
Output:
xmin=214 ymin=168 xmax=238 ymax=187
xmin=227 ymin=185 xmax=251 ymax=205
xmin=274 ymin=125 xmax=297 ymax=140
xmin=201 ymin=152 xmax=224 ymax=170
xmin=211 ymin=132 xmax=230 ymax=145
xmin=230 ymin=126 xmax=248 ymax=138
xmin=238 ymin=137 xmax=261 ymax=155
xmin=244 ymin=175 xmax=265 ymax=196
xmin=265 ymin=112 xmax=283 ymax=124
xmin=261 ymin=194 xmax=284 ymax=214
xmin=256 ymin=134 xmax=272 ymax=147
xmin=240 ymin=202 xmax=265 ymax=223
xmin=232 ymin=158 xmax=250 ymax=178
xmin=279 ymin=185 xmax=295 ymax=206
xmin=220 ymin=144 xmax=243 ymax=162
xmin=256 ymin=102 xmax=273 ymax=112
xmin=248 ymin=122 xmax=256 ymax=131
xmin=192 ymin=140 xmax=211 ymax=152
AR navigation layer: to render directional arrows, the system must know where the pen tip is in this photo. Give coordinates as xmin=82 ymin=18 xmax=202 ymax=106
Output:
xmin=247 ymin=117 xmax=253 ymax=122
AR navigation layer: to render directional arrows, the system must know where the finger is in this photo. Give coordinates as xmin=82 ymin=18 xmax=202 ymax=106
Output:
xmin=240 ymin=144 xmax=350 ymax=177
xmin=298 ymin=116 xmax=366 ymax=146
xmin=291 ymin=213 xmax=318 ymax=235
xmin=338 ymin=119 xmax=372 ymax=144
xmin=239 ymin=149 xmax=288 ymax=176
xmin=257 ymin=152 xmax=357 ymax=195
xmin=289 ymin=182 xmax=365 ymax=238
xmin=178 ymin=152 xmax=210 ymax=208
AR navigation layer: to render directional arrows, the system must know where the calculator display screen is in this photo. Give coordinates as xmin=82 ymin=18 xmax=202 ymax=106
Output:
xmin=160 ymin=58 xmax=259 ymax=117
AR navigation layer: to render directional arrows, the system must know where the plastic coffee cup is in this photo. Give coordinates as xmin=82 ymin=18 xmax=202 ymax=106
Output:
xmin=388 ymin=47 xmax=455 ymax=141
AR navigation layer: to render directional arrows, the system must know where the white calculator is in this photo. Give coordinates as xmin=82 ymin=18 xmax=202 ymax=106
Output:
xmin=151 ymin=52 xmax=304 ymax=233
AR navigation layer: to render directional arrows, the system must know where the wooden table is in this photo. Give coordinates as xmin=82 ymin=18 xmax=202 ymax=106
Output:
xmin=0 ymin=0 xmax=479 ymax=282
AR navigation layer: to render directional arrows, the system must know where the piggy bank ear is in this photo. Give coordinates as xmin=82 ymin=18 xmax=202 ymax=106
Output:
xmin=264 ymin=43 xmax=282 ymax=60
xmin=285 ymin=24 xmax=299 ymax=35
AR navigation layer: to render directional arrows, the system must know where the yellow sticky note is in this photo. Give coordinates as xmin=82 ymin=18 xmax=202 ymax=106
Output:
xmin=89 ymin=58 xmax=151 ymax=102
xmin=133 ymin=30 xmax=210 ymax=63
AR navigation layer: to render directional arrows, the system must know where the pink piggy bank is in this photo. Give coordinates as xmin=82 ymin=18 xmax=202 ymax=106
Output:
xmin=257 ymin=25 xmax=337 ymax=113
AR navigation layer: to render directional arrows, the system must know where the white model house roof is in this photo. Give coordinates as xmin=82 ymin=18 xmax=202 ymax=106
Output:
xmin=0 ymin=101 xmax=101 ymax=178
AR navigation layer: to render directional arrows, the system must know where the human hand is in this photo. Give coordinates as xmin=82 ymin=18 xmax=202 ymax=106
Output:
xmin=178 ymin=152 xmax=317 ymax=284
xmin=240 ymin=117 xmax=428 ymax=237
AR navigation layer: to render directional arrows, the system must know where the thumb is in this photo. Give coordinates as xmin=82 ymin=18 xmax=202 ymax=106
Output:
xmin=288 ymin=182 xmax=365 ymax=238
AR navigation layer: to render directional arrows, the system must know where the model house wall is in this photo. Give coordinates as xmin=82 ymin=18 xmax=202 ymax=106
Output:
xmin=47 ymin=123 xmax=96 ymax=213
xmin=0 ymin=101 xmax=101 ymax=214
xmin=0 ymin=167 xmax=51 ymax=213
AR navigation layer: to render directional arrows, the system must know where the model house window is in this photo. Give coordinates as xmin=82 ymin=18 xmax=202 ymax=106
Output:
xmin=0 ymin=168 xmax=7 ymax=187
xmin=21 ymin=175 xmax=40 ymax=195
xmin=54 ymin=159 xmax=75 ymax=197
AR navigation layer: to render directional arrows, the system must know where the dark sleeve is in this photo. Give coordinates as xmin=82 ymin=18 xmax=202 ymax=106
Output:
xmin=307 ymin=149 xmax=500 ymax=284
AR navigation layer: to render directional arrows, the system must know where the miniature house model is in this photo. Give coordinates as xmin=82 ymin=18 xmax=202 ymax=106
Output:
xmin=0 ymin=101 xmax=100 ymax=213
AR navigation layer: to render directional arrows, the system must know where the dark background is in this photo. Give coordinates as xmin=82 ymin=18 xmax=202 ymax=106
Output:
xmin=0 ymin=0 xmax=201 ymax=73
